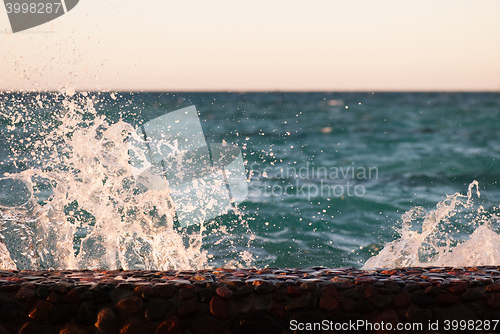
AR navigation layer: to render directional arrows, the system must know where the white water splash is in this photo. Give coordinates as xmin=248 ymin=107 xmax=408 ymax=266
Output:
xmin=364 ymin=181 xmax=500 ymax=269
xmin=0 ymin=91 xmax=212 ymax=270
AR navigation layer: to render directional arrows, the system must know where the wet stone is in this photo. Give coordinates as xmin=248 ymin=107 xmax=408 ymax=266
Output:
xmin=111 ymin=287 xmax=135 ymax=302
xmin=0 ymin=299 xmax=23 ymax=321
xmin=485 ymin=292 xmax=500 ymax=309
xmin=448 ymin=283 xmax=468 ymax=294
xmin=152 ymin=284 xmax=177 ymax=299
xmin=255 ymin=283 xmax=277 ymax=294
xmin=371 ymin=294 xmax=392 ymax=309
xmin=248 ymin=279 xmax=264 ymax=285
xmin=6 ymin=267 xmax=500 ymax=332
xmin=1 ymin=283 xmax=20 ymax=293
xmin=412 ymin=291 xmax=436 ymax=305
xmin=220 ymin=279 xmax=245 ymax=288
xmin=81 ymin=290 xmax=93 ymax=301
xmin=186 ymin=315 xmax=223 ymax=334
xmin=47 ymin=291 xmax=59 ymax=303
xmin=177 ymin=299 xmax=201 ymax=317
xmin=354 ymin=300 xmax=374 ymax=313
xmin=404 ymin=282 xmax=421 ymax=291
xmin=179 ymin=286 xmax=196 ymax=300
xmin=319 ymin=295 xmax=338 ymax=311
xmin=285 ymin=296 xmax=310 ymax=311
xmin=50 ymin=304 xmax=73 ymax=325
xmin=406 ymin=305 xmax=432 ymax=323
xmin=487 ymin=283 xmax=500 ymax=292
xmin=172 ymin=279 xmax=191 ymax=287
xmin=145 ymin=299 xmax=172 ymax=321
xmin=363 ymin=285 xmax=378 ymax=298
xmin=381 ymin=269 xmax=399 ymax=275
xmin=342 ymin=288 xmax=362 ymax=301
xmin=470 ymin=279 xmax=484 ymax=286
xmin=198 ymin=288 xmax=214 ymax=302
xmin=207 ymin=283 xmax=221 ymax=290
xmin=338 ymin=297 xmax=355 ymax=312
xmin=156 ymin=315 xmax=183 ymax=334
xmin=479 ymin=278 xmax=494 ymax=285
xmin=437 ymin=292 xmax=460 ymax=304
xmin=49 ymin=285 xmax=67 ymax=294
xmin=248 ymin=294 xmax=273 ymax=312
xmin=116 ymin=282 xmax=134 ymax=289
xmin=94 ymin=290 xmax=112 ymax=304
xmin=270 ymin=302 xmax=285 ymax=319
xmin=287 ymin=285 xmax=301 ymax=297
xmin=231 ymin=312 xmax=282 ymax=334
xmin=461 ymin=288 xmax=484 ymax=301
xmin=384 ymin=282 xmax=402 ymax=292
xmin=216 ymin=286 xmax=233 ymax=298
xmin=484 ymin=310 xmax=500 ymax=325
xmin=233 ymin=284 xmax=254 ymax=298
xmin=417 ymin=281 xmax=432 ymax=289
xmin=77 ymin=301 xmax=95 ymax=326
xmin=16 ymin=287 xmax=36 ymax=301
xmin=36 ymin=286 xmax=50 ymax=298
xmin=372 ymin=309 xmax=399 ymax=332
xmin=299 ymin=282 xmax=318 ymax=292
xmin=424 ymin=286 xmax=446 ymax=296
xmin=210 ymin=296 xmax=230 ymax=318
xmin=117 ymin=296 xmax=143 ymax=314
xmin=322 ymin=285 xmax=339 ymax=297
xmin=120 ymin=318 xmax=148 ymax=334
xmin=272 ymin=289 xmax=287 ymax=302
xmin=356 ymin=277 xmax=377 ymax=285
xmin=95 ymin=307 xmax=117 ymax=333
xmin=435 ymin=303 xmax=474 ymax=323
xmin=392 ymin=290 xmax=410 ymax=307
xmin=356 ymin=283 xmax=369 ymax=293
xmin=19 ymin=322 xmax=52 ymax=334
xmin=61 ymin=288 xmax=80 ymax=303
xmin=59 ymin=324 xmax=89 ymax=334
xmin=29 ymin=300 xmax=53 ymax=321
xmin=134 ymin=285 xmax=153 ymax=298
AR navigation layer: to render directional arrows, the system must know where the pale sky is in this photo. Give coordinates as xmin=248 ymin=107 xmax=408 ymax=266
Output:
xmin=1 ymin=0 xmax=499 ymax=91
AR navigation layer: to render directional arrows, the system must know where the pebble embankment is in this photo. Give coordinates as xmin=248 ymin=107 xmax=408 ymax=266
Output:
xmin=1 ymin=267 xmax=500 ymax=334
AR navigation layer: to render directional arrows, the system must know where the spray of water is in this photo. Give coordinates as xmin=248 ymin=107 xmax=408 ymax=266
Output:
xmin=364 ymin=181 xmax=500 ymax=269
xmin=0 ymin=90 xmax=251 ymax=270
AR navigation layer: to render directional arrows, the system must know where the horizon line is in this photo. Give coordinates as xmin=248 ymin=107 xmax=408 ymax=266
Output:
xmin=1 ymin=89 xmax=500 ymax=94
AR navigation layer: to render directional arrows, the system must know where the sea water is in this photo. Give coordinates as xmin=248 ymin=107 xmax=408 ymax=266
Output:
xmin=0 ymin=91 xmax=500 ymax=270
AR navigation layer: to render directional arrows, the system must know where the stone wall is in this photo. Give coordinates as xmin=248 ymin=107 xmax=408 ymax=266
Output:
xmin=1 ymin=267 xmax=500 ymax=334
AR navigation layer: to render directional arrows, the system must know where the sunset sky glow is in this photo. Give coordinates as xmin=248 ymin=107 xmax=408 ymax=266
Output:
xmin=1 ymin=0 xmax=499 ymax=92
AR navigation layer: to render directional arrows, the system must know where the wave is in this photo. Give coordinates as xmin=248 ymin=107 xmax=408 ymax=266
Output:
xmin=363 ymin=181 xmax=500 ymax=268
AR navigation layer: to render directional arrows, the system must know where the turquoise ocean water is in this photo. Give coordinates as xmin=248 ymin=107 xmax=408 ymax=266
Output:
xmin=1 ymin=92 xmax=500 ymax=269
